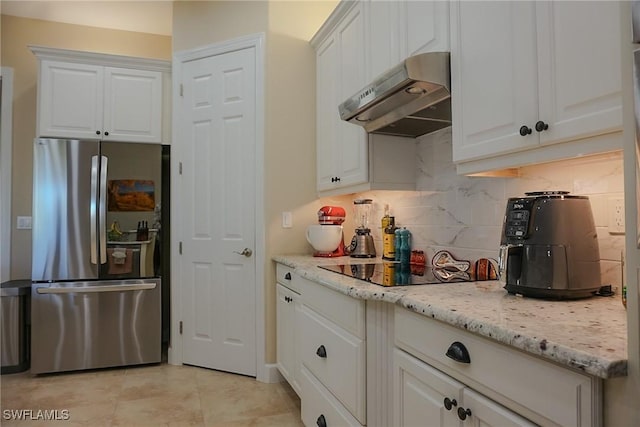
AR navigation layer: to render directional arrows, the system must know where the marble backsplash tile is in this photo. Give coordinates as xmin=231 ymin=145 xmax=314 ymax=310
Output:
xmin=344 ymin=127 xmax=625 ymax=288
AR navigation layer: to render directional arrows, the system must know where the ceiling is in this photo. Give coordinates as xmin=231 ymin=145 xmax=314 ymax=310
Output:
xmin=1 ymin=1 xmax=173 ymax=36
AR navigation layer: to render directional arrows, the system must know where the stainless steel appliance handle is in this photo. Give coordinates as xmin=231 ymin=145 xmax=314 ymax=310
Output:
xmin=37 ymin=283 xmax=157 ymax=294
xmin=99 ymin=156 xmax=108 ymax=264
xmin=90 ymin=155 xmax=99 ymax=264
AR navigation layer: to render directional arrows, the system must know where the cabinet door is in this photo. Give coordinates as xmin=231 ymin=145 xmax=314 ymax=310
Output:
xmin=451 ymin=1 xmax=539 ymax=163
xmin=103 ymin=67 xmax=162 ymax=143
xmin=316 ymin=36 xmax=341 ymax=192
xmin=38 ymin=60 xmax=103 ymax=139
xmin=336 ymin=3 xmax=368 ymax=189
xmin=276 ymin=284 xmax=299 ymax=395
xmin=394 ymin=349 xmax=462 ymax=427
xmin=367 ymin=0 xmax=401 ymax=80
xmin=401 ymin=1 xmax=450 ymax=57
xmin=536 ymin=1 xmax=622 ymax=146
xmin=463 ymin=388 xmax=537 ymax=427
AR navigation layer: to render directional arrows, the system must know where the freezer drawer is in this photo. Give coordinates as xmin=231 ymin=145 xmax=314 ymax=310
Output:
xmin=30 ymin=279 xmax=161 ymax=374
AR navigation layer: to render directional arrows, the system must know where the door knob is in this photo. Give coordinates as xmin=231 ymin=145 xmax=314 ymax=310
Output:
xmin=535 ymin=120 xmax=549 ymax=132
xmin=519 ymin=125 xmax=532 ymax=136
xmin=234 ymin=248 xmax=253 ymax=257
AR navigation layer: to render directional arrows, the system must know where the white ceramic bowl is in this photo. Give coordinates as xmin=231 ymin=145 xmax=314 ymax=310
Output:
xmin=306 ymin=224 xmax=343 ymax=252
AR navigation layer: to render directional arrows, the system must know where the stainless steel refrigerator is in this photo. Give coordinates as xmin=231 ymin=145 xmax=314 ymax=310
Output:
xmin=31 ymin=138 xmax=163 ymax=374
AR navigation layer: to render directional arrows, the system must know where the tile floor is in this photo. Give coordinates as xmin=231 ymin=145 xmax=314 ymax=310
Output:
xmin=0 ymin=363 xmax=303 ymax=426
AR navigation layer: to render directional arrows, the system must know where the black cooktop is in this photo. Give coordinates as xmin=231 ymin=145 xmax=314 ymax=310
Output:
xmin=318 ymin=262 xmax=468 ymax=287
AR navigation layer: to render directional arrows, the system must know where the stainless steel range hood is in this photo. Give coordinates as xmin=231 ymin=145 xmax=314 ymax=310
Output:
xmin=338 ymin=52 xmax=451 ymax=138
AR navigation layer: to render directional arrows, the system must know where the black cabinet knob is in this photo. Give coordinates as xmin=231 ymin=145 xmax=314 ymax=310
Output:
xmin=457 ymin=407 xmax=472 ymax=421
xmin=104 ymin=131 xmax=109 ymax=136
xmin=444 ymin=397 xmax=457 ymax=411
xmin=331 ymin=176 xmax=341 ymax=183
xmin=316 ymin=414 xmax=327 ymax=427
xmin=316 ymin=345 xmax=327 ymax=358
xmin=445 ymin=341 xmax=471 ymax=364
xmin=96 ymin=130 xmax=101 ymax=135
xmin=535 ymin=120 xmax=549 ymax=132
xmin=284 ymin=272 xmax=291 ymax=280
xmin=519 ymin=125 xmax=532 ymax=136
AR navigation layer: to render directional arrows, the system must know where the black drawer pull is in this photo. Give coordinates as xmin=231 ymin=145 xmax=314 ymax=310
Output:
xmin=316 ymin=414 xmax=327 ymax=427
xmin=284 ymin=272 xmax=291 ymax=280
xmin=457 ymin=407 xmax=472 ymax=421
xmin=445 ymin=341 xmax=471 ymax=364
xmin=316 ymin=345 xmax=327 ymax=358
xmin=444 ymin=397 xmax=457 ymax=411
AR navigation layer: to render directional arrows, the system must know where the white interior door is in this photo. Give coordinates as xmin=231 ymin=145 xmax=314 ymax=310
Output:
xmin=179 ymin=46 xmax=257 ymax=376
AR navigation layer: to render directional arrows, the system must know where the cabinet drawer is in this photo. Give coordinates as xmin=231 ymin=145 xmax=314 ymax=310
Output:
xmin=300 ymin=304 xmax=366 ymax=423
xmin=394 ymin=307 xmax=596 ymax=427
xmin=299 ymin=366 xmax=362 ymax=427
xmin=276 ymin=263 xmax=297 ymax=293
xmin=299 ymin=275 xmax=365 ymax=338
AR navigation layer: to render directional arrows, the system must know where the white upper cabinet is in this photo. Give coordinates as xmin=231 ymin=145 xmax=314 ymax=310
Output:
xmin=314 ymin=2 xmax=369 ymax=193
xmin=367 ymin=1 xmax=449 ymax=80
xmin=312 ymin=0 xmax=447 ymax=195
xmin=32 ymin=46 xmax=170 ymax=144
xmin=102 ymin=67 xmax=162 ymax=143
xmin=451 ymin=1 xmax=622 ymax=172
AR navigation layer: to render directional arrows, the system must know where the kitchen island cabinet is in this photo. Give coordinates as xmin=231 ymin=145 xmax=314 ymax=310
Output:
xmin=451 ymin=1 xmax=622 ymax=174
xmin=31 ymin=46 xmax=170 ymax=144
xmin=275 ymin=255 xmax=627 ymax=426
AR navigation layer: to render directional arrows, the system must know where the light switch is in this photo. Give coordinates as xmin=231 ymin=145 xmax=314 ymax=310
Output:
xmin=17 ymin=216 xmax=32 ymax=230
xmin=282 ymin=212 xmax=293 ymax=228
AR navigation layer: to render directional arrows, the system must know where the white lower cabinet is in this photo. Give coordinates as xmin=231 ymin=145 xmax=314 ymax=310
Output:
xmin=394 ymin=348 xmax=535 ymax=427
xmin=298 ymin=274 xmax=366 ymax=426
xmin=394 ymin=306 xmax=601 ymax=427
xmin=275 ymin=264 xmax=603 ymax=427
xmin=276 ymin=282 xmax=300 ymax=395
xmin=300 ymin=366 xmax=362 ymax=427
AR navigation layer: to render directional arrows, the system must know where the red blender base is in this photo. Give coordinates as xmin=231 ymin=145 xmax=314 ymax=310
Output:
xmin=314 ymin=238 xmax=346 ymax=257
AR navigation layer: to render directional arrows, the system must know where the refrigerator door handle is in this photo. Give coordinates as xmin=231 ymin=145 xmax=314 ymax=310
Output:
xmin=90 ymin=155 xmax=99 ymax=264
xmin=99 ymin=156 xmax=108 ymax=264
xmin=36 ymin=283 xmax=157 ymax=294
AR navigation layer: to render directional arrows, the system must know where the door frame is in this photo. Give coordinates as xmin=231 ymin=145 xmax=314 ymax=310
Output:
xmin=169 ymin=33 xmax=269 ymax=381
xmin=1 ymin=67 xmax=14 ymax=282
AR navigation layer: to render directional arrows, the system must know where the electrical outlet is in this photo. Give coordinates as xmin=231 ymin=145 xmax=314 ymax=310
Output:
xmin=16 ymin=216 xmax=32 ymax=230
xmin=608 ymin=197 xmax=625 ymax=234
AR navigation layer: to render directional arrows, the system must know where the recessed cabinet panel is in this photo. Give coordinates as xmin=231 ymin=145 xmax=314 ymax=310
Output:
xmin=394 ymin=349 xmax=463 ymax=427
xmin=537 ymin=1 xmax=622 ymax=146
xmin=404 ymin=1 xmax=450 ymax=57
xmin=315 ymin=37 xmax=338 ymax=191
xmin=463 ymin=388 xmax=537 ymax=427
xmin=39 ymin=61 xmax=103 ymax=139
xmin=451 ymin=1 xmax=538 ymax=162
xmin=104 ymin=68 xmax=162 ymax=143
xmin=276 ymin=283 xmax=300 ymax=395
xmin=300 ymin=304 xmax=366 ymax=423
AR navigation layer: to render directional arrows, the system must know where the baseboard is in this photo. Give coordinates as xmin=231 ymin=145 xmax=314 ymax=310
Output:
xmin=257 ymin=363 xmax=284 ymax=384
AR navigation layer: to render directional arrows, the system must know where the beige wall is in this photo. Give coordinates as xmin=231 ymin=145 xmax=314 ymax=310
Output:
xmin=172 ymin=0 xmax=340 ymax=363
xmin=1 ymin=14 xmax=171 ymax=279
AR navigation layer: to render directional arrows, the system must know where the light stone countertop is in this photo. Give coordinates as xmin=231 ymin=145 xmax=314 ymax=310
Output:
xmin=273 ymin=254 xmax=628 ymax=379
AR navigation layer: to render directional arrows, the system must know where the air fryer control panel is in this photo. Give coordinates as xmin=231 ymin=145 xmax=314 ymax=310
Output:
xmin=503 ymin=198 xmax=535 ymax=240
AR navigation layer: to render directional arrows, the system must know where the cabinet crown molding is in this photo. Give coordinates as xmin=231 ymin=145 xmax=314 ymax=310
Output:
xmin=310 ymin=1 xmax=359 ymax=48
xmin=29 ymin=45 xmax=171 ymax=72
